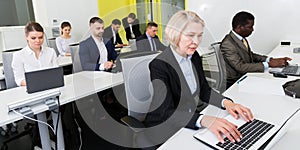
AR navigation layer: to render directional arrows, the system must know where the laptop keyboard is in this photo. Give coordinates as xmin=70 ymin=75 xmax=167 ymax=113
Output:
xmin=282 ymin=66 xmax=300 ymax=75
xmin=216 ymin=119 xmax=274 ymax=150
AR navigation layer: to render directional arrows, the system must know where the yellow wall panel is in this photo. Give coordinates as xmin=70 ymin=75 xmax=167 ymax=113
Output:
xmin=98 ymin=0 xmax=137 ymax=43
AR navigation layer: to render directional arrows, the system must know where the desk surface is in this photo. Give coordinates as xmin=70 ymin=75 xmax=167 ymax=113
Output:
xmin=0 ymin=71 xmax=123 ymax=126
xmin=159 ymin=44 xmax=300 ymax=150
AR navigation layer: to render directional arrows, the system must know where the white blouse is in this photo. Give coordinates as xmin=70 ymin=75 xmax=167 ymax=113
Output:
xmin=55 ymin=36 xmax=75 ymax=56
xmin=11 ymin=46 xmax=58 ymax=86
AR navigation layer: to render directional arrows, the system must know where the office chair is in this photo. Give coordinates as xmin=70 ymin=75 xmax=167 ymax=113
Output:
xmin=119 ymin=51 xmax=159 ymax=147
xmin=48 ymin=37 xmax=59 ymax=56
xmin=69 ymin=43 xmax=82 ymax=73
xmin=1 ymin=49 xmax=35 ymax=150
xmin=209 ymin=42 xmax=227 ymax=93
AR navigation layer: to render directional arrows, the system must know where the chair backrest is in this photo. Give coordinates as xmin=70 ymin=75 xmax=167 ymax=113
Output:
xmin=69 ymin=43 xmax=82 ymax=73
xmin=2 ymin=49 xmax=22 ymax=89
xmin=209 ymin=42 xmax=226 ymax=93
xmin=120 ymin=51 xmax=159 ymax=121
xmin=48 ymin=37 xmax=59 ymax=56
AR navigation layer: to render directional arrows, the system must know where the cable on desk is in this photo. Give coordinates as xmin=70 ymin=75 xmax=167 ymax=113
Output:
xmin=12 ymin=109 xmax=55 ymax=133
xmin=53 ymin=96 xmax=61 ymax=150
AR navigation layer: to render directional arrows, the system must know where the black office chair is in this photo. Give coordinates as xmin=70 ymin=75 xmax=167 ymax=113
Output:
xmin=1 ymin=49 xmax=35 ymax=150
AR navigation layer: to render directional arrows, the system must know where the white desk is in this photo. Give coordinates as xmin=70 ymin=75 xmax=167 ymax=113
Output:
xmin=159 ymin=72 xmax=300 ymax=150
xmin=159 ymin=44 xmax=300 ymax=150
xmin=57 ymin=55 xmax=72 ymax=67
xmin=0 ymin=71 xmax=123 ymax=149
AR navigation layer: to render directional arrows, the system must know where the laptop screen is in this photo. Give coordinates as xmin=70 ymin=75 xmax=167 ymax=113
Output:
xmin=25 ymin=67 xmax=64 ymax=94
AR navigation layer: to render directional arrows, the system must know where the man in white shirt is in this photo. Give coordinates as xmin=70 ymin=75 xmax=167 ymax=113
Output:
xmin=79 ymin=17 xmax=118 ymax=71
xmin=136 ymin=22 xmax=166 ymax=51
xmin=103 ymin=19 xmax=124 ymax=47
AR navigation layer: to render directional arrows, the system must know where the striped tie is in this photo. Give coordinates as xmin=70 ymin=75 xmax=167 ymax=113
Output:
xmin=242 ymin=38 xmax=248 ymax=49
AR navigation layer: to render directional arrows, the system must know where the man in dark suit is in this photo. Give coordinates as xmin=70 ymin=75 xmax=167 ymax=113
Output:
xmin=136 ymin=22 xmax=166 ymax=51
xmin=103 ymin=19 xmax=123 ymax=47
xmin=122 ymin=13 xmax=142 ymax=41
xmin=220 ymin=11 xmax=291 ymax=87
xmin=79 ymin=17 xmax=118 ymax=71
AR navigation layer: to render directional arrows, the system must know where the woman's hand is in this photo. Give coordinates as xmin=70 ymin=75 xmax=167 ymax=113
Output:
xmin=201 ymin=115 xmax=242 ymax=143
xmin=223 ymin=100 xmax=254 ymax=122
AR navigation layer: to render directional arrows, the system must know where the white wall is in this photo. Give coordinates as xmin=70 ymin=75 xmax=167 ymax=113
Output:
xmin=32 ymin=0 xmax=99 ymax=42
xmin=187 ymin=0 xmax=300 ymax=54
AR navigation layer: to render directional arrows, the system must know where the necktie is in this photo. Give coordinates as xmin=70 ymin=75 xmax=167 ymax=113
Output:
xmin=151 ymin=38 xmax=156 ymax=51
xmin=242 ymin=38 xmax=248 ymax=49
xmin=129 ymin=24 xmax=135 ymax=38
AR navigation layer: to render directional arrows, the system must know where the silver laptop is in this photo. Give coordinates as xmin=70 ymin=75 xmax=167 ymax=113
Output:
xmin=193 ymin=113 xmax=296 ymax=150
xmin=25 ymin=67 xmax=64 ymax=94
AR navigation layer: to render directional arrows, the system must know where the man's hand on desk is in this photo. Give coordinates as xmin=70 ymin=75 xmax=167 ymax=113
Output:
xmin=104 ymin=61 xmax=114 ymax=69
xmin=268 ymin=57 xmax=292 ymax=68
xmin=200 ymin=100 xmax=254 ymax=143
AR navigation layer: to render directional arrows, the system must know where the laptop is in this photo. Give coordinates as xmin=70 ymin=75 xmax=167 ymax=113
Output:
xmin=269 ymin=65 xmax=300 ymax=76
xmin=25 ymin=67 xmax=64 ymax=94
xmin=193 ymin=112 xmax=297 ymax=150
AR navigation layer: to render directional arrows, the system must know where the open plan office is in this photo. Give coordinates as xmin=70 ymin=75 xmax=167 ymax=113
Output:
xmin=1 ymin=0 xmax=300 ymax=150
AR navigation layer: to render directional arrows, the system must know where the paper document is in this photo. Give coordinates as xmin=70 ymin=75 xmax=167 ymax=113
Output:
xmin=238 ymin=76 xmax=286 ymax=96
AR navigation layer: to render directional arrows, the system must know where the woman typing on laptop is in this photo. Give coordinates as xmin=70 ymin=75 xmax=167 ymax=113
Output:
xmin=12 ymin=22 xmax=58 ymax=86
xmin=143 ymin=10 xmax=254 ymax=146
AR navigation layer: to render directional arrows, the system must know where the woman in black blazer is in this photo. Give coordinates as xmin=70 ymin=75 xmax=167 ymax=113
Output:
xmin=144 ymin=10 xmax=254 ymax=145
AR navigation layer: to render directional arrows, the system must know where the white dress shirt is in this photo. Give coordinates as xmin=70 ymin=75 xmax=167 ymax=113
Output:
xmin=12 ymin=45 xmax=58 ymax=86
xmin=92 ymin=36 xmax=108 ymax=71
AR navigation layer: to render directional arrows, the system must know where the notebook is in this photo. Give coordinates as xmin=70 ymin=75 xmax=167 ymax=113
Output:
xmin=193 ymin=113 xmax=296 ymax=150
xmin=25 ymin=67 xmax=64 ymax=94
xmin=269 ymin=65 xmax=300 ymax=76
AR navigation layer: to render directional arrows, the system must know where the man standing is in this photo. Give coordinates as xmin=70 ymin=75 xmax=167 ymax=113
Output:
xmin=220 ymin=11 xmax=291 ymax=87
xmin=79 ymin=17 xmax=118 ymax=71
xmin=122 ymin=13 xmax=142 ymax=41
xmin=136 ymin=22 xmax=166 ymax=51
xmin=103 ymin=19 xmax=123 ymax=47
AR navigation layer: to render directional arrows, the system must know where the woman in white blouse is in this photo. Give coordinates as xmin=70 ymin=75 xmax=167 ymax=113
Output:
xmin=12 ymin=22 xmax=58 ymax=86
xmin=55 ymin=21 xmax=75 ymax=56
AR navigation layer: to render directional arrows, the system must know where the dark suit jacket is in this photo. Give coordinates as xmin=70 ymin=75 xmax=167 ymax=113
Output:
xmin=220 ymin=31 xmax=267 ymax=86
xmin=79 ymin=36 xmax=117 ymax=71
xmin=144 ymin=47 xmax=225 ymax=130
xmin=122 ymin=17 xmax=142 ymax=41
xmin=103 ymin=25 xmax=123 ymax=45
xmin=136 ymin=33 xmax=166 ymax=51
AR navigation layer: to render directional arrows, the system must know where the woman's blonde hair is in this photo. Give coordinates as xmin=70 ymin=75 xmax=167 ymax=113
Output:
xmin=165 ymin=10 xmax=205 ymax=48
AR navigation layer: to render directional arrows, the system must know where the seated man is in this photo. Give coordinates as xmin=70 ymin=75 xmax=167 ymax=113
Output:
xmin=122 ymin=13 xmax=142 ymax=41
xmin=103 ymin=19 xmax=124 ymax=47
xmin=220 ymin=11 xmax=291 ymax=88
xmin=79 ymin=17 xmax=118 ymax=71
xmin=136 ymin=22 xmax=166 ymax=51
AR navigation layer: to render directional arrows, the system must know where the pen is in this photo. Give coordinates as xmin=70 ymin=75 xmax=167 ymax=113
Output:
xmin=237 ymin=75 xmax=247 ymax=84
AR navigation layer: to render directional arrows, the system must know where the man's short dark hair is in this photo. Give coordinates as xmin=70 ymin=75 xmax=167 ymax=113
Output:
xmin=89 ymin=17 xmax=104 ymax=26
xmin=147 ymin=22 xmax=158 ymax=28
xmin=232 ymin=11 xmax=255 ymax=29
xmin=112 ymin=19 xmax=121 ymax=25
xmin=128 ymin=13 xmax=136 ymax=19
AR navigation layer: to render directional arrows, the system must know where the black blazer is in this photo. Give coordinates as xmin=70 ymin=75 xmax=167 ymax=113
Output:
xmin=136 ymin=33 xmax=166 ymax=51
xmin=103 ymin=25 xmax=123 ymax=45
xmin=144 ymin=47 xmax=225 ymax=130
xmin=122 ymin=17 xmax=142 ymax=41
